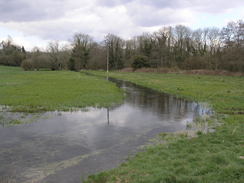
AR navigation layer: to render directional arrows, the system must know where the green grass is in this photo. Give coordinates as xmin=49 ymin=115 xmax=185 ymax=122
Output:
xmin=0 ymin=66 xmax=123 ymax=112
xmin=87 ymin=71 xmax=244 ymax=114
xmin=85 ymin=71 xmax=244 ymax=183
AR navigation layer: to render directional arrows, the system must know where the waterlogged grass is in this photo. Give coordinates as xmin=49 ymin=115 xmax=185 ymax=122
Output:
xmin=0 ymin=66 xmax=123 ymax=112
xmin=0 ymin=112 xmax=43 ymax=127
xmin=85 ymin=71 xmax=244 ymax=183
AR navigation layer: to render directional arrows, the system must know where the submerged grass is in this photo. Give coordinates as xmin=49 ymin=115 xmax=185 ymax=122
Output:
xmin=85 ymin=71 xmax=244 ymax=183
xmin=0 ymin=66 xmax=123 ymax=112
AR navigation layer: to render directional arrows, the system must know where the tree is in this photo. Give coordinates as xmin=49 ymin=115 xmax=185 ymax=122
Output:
xmin=70 ymin=33 xmax=94 ymax=71
xmin=104 ymin=34 xmax=124 ymax=70
xmin=132 ymin=55 xmax=150 ymax=70
xmin=4 ymin=19 xmax=244 ymax=73
xmin=47 ymin=41 xmax=61 ymax=70
xmin=0 ymin=37 xmax=26 ymax=66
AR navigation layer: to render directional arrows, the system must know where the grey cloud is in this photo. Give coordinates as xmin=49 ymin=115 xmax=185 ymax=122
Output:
xmin=1 ymin=0 xmax=243 ymax=23
xmin=123 ymin=1 xmax=189 ymax=27
xmin=114 ymin=0 xmax=244 ymax=27
xmin=0 ymin=0 xmax=70 ymax=22
xmin=131 ymin=13 xmax=183 ymax=27
xmin=96 ymin=0 xmax=131 ymax=7
xmin=0 ymin=0 xmax=243 ymax=48
xmin=97 ymin=0 xmax=244 ymax=13
xmin=140 ymin=0 xmax=244 ymax=13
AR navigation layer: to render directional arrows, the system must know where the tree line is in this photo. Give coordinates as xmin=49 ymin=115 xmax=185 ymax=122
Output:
xmin=0 ymin=20 xmax=243 ymax=72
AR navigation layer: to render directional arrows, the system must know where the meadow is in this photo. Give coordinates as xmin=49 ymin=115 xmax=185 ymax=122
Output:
xmin=0 ymin=66 xmax=123 ymax=112
xmin=1 ymin=66 xmax=243 ymax=182
xmin=85 ymin=71 xmax=244 ymax=183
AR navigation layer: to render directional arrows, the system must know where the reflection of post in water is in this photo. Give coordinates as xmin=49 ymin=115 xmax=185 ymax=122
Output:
xmin=0 ymin=115 xmax=4 ymax=128
xmin=107 ymin=107 xmax=110 ymax=125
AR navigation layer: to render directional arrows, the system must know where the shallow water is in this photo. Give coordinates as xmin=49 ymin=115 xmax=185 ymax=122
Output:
xmin=0 ymin=78 xmax=211 ymax=183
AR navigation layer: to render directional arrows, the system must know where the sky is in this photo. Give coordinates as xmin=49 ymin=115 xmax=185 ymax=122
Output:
xmin=0 ymin=0 xmax=243 ymax=50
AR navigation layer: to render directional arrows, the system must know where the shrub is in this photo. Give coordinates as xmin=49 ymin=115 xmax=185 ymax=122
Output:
xmin=182 ymin=56 xmax=209 ymax=70
xmin=68 ymin=58 xmax=76 ymax=71
xmin=131 ymin=55 xmax=150 ymax=71
xmin=21 ymin=59 xmax=33 ymax=71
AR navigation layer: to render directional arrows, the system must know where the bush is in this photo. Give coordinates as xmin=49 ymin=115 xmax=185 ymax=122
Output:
xmin=182 ymin=56 xmax=209 ymax=70
xmin=68 ymin=58 xmax=76 ymax=71
xmin=131 ymin=55 xmax=150 ymax=71
xmin=21 ymin=59 xmax=33 ymax=71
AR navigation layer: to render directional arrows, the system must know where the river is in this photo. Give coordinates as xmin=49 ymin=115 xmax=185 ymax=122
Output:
xmin=0 ymin=78 xmax=211 ymax=183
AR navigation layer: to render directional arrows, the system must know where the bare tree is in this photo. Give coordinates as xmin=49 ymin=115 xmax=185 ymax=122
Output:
xmin=104 ymin=34 xmax=124 ymax=70
xmin=47 ymin=41 xmax=60 ymax=70
xmin=70 ymin=33 xmax=94 ymax=71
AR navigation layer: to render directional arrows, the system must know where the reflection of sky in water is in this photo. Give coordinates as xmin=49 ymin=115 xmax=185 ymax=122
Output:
xmin=0 ymin=79 xmax=211 ymax=183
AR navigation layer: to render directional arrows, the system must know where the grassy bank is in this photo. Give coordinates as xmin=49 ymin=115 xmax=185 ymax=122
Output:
xmin=85 ymin=71 xmax=244 ymax=183
xmin=0 ymin=66 xmax=123 ymax=112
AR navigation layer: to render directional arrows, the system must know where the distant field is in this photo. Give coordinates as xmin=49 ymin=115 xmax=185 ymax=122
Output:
xmin=0 ymin=66 xmax=123 ymax=112
xmin=85 ymin=71 xmax=244 ymax=183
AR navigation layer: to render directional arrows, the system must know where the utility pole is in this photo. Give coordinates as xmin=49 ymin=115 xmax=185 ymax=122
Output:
xmin=106 ymin=44 xmax=109 ymax=80
xmin=106 ymin=45 xmax=109 ymax=73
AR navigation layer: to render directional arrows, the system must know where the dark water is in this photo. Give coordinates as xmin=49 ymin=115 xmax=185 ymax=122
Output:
xmin=0 ymin=78 xmax=211 ymax=183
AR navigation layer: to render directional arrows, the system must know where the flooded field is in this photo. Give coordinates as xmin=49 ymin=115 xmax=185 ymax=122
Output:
xmin=0 ymin=78 xmax=211 ymax=183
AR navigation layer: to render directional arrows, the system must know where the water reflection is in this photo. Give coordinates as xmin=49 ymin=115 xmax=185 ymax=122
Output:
xmin=107 ymin=107 xmax=110 ymax=125
xmin=0 ymin=78 xmax=211 ymax=183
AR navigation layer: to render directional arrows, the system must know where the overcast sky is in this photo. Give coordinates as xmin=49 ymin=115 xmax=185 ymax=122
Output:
xmin=0 ymin=0 xmax=243 ymax=50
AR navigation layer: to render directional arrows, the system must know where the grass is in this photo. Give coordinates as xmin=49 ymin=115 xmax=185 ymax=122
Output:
xmin=87 ymin=71 xmax=244 ymax=114
xmin=0 ymin=66 xmax=123 ymax=112
xmin=84 ymin=71 xmax=244 ymax=183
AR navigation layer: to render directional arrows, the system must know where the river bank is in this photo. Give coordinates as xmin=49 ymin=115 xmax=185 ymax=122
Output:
xmin=85 ymin=71 xmax=244 ymax=183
